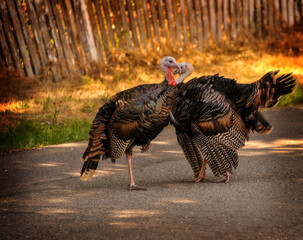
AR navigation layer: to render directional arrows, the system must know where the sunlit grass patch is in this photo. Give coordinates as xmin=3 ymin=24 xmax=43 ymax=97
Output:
xmin=0 ymin=117 xmax=91 ymax=152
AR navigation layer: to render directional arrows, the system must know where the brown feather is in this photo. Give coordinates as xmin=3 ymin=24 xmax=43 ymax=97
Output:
xmin=112 ymin=121 xmax=139 ymax=140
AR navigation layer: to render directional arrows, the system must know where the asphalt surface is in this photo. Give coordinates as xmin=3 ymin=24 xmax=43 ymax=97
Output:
xmin=0 ymin=106 xmax=303 ymax=240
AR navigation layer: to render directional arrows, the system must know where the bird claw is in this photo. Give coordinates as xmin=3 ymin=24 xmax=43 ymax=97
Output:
xmin=183 ymin=176 xmax=206 ymax=183
xmin=128 ymin=184 xmax=147 ymax=191
xmin=213 ymin=173 xmax=230 ymax=183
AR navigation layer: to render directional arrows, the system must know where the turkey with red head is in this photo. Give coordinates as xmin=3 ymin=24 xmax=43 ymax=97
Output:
xmin=81 ymin=56 xmax=181 ymax=190
xmin=170 ymin=62 xmax=297 ymax=183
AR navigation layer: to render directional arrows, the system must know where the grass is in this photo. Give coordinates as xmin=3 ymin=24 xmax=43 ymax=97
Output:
xmin=0 ymin=32 xmax=302 ymax=152
xmin=0 ymin=116 xmax=91 ymax=152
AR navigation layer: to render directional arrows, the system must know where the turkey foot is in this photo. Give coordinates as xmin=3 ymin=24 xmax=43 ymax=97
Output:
xmin=214 ymin=172 xmax=230 ymax=183
xmin=141 ymin=140 xmax=151 ymax=153
xmin=183 ymin=176 xmax=206 ymax=183
xmin=129 ymin=184 xmax=147 ymax=191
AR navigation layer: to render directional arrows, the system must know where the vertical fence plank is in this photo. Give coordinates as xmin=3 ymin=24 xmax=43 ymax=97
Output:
xmin=6 ymin=0 xmax=34 ymax=77
xmin=165 ymin=0 xmax=175 ymax=42
xmin=281 ymin=0 xmax=288 ymax=24
xmin=217 ymin=0 xmax=223 ymax=42
xmin=51 ymin=0 xmax=74 ymax=69
xmin=117 ymin=0 xmax=133 ymax=50
xmin=0 ymin=19 xmax=14 ymax=69
xmin=44 ymin=0 xmax=69 ymax=69
xmin=15 ymin=1 xmax=41 ymax=75
xmin=273 ymin=0 xmax=280 ymax=29
xmin=194 ymin=0 xmax=203 ymax=51
xmin=180 ymin=0 xmax=189 ymax=44
xmin=187 ymin=0 xmax=195 ymax=44
xmin=62 ymin=0 xmax=85 ymax=65
xmin=142 ymin=0 xmax=154 ymax=49
xmin=125 ymin=0 xmax=139 ymax=48
xmin=209 ymin=0 xmax=217 ymax=42
xmin=236 ymin=0 xmax=242 ymax=36
xmin=34 ymin=0 xmax=60 ymax=79
xmin=256 ymin=0 xmax=262 ymax=37
xmin=243 ymin=0 xmax=249 ymax=35
xmin=134 ymin=0 xmax=147 ymax=49
xmin=25 ymin=0 xmax=48 ymax=68
xmin=230 ymin=0 xmax=237 ymax=39
xmin=101 ymin=0 xmax=117 ymax=49
xmin=288 ymin=0 xmax=294 ymax=26
xmin=157 ymin=0 xmax=167 ymax=38
xmin=110 ymin=0 xmax=125 ymax=49
xmin=223 ymin=0 xmax=229 ymax=39
xmin=249 ymin=0 xmax=255 ymax=33
xmin=263 ymin=0 xmax=268 ymax=31
xmin=0 ymin=1 xmax=24 ymax=75
xmin=150 ymin=0 xmax=161 ymax=44
xmin=93 ymin=0 xmax=111 ymax=58
xmin=86 ymin=0 xmax=105 ymax=62
xmin=80 ymin=0 xmax=98 ymax=61
xmin=172 ymin=0 xmax=182 ymax=44
xmin=268 ymin=0 xmax=274 ymax=29
xmin=201 ymin=0 xmax=209 ymax=47
xmin=294 ymin=0 xmax=301 ymax=23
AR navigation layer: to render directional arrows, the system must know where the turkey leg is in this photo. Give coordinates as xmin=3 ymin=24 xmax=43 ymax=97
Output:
xmin=183 ymin=159 xmax=207 ymax=183
xmin=126 ymin=154 xmax=147 ymax=191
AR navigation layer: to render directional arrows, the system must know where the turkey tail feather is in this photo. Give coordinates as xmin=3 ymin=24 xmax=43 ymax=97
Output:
xmin=80 ymin=156 xmax=100 ymax=181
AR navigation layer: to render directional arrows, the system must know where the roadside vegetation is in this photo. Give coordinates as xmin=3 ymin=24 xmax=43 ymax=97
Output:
xmin=1 ymin=33 xmax=302 ymax=152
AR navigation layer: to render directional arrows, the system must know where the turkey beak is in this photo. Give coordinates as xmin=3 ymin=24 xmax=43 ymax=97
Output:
xmin=174 ymin=64 xmax=181 ymax=75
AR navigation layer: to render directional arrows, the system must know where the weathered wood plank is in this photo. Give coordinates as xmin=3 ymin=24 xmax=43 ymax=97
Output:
xmin=93 ymin=0 xmax=111 ymax=58
xmin=236 ymin=0 xmax=242 ymax=36
xmin=268 ymin=0 xmax=274 ymax=29
xmin=25 ymin=0 xmax=48 ymax=68
xmin=62 ymin=0 xmax=85 ymax=65
xmin=281 ymin=0 xmax=288 ymax=24
xmin=256 ymin=0 xmax=262 ymax=37
xmin=6 ymin=0 xmax=33 ymax=77
xmin=288 ymin=0 xmax=294 ymax=26
xmin=230 ymin=0 xmax=237 ymax=39
xmin=80 ymin=0 xmax=98 ymax=61
xmin=187 ymin=0 xmax=195 ymax=43
xmin=201 ymin=0 xmax=209 ymax=47
xmin=134 ymin=0 xmax=147 ymax=49
xmin=223 ymin=0 xmax=229 ymax=39
xmin=117 ymin=0 xmax=133 ymax=50
xmin=165 ymin=0 xmax=175 ymax=42
xmin=243 ymin=0 xmax=249 ymax=35
xmin=263 ymin=0 xmax=268 ymax=30
xmin=101 ymin=0 xmax=116 ymax=49
xmin=110 ymin=0 xmax=125 ymax=49
xmin=51 ymin=0 xmax=74 ymax=69
xmin=217 ymin=0 xmax=223 ymax=42
xmin=150 ymin=0 xmax=160 ymax=44
xmin=180 ymin=0 xmax=188 ymax=44
xmin=0 ymin=1 xmax=24 ymax=75
xmin=142 ymin=0 xmax=154 ymax=49
xmin=0 ymin=18 xmax=14 ymax=69
xmin=273 ymin=0 xmax=280 ymax=29
xmin=86 ymin=0 xmax=105 ymax=62
xmin=194 ymin=0 xmax=203 ymax=51
xmin=157 ymin=0 xmax=167 ymax=38
xmin=15 ymin=0 xmax=41 ymax=75
xmin=172 ymin=0 xmax=182 ymax=44
xmin=34 ymin=0 xmax=60 ymax=79
xmin=209 ymin=0 xmax=217 ymax=42
xmin=73 ymin=0 xmax=91 ymax=63
xmin=44 ymin=0 xmax=68 ymax=70
xmin=125 ymin=0 xmax=139 ymax=48
xmin=249 ymin=0 xmax=255 ymax=33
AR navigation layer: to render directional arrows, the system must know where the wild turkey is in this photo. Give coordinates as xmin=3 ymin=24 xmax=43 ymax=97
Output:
xmin=170 ymin=62 xmax=297 ymax=182
xmin=80 ymin=56 xmax=181 ymax=190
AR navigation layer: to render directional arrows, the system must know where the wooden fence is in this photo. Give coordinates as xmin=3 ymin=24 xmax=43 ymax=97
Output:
xmin=0 ymin=0 xmax=302 ymax=80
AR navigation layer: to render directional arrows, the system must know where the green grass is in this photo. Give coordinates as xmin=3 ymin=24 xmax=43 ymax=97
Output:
xmin=278 ymin=85 xmax=303 ymax=106
xmin=0 ymin=117 xmax=91 ymax=151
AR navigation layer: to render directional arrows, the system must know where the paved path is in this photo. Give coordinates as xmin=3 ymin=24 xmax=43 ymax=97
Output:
xmin=1 ymin=106 xmax=303 ymax=240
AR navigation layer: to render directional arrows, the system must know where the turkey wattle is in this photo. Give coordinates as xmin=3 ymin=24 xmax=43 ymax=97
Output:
xmin=80 ymin=56 xmax=181 ymax=190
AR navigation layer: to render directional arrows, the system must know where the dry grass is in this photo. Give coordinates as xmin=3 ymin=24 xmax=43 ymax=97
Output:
xmin=0 ymin=31 xmax=303 ymax=133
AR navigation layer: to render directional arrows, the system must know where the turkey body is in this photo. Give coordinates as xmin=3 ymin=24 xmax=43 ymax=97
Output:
xmin=81 ymin=79 xmax=178 ymax=190
xmin=171 ymin=70 xmax=296 ymax=181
